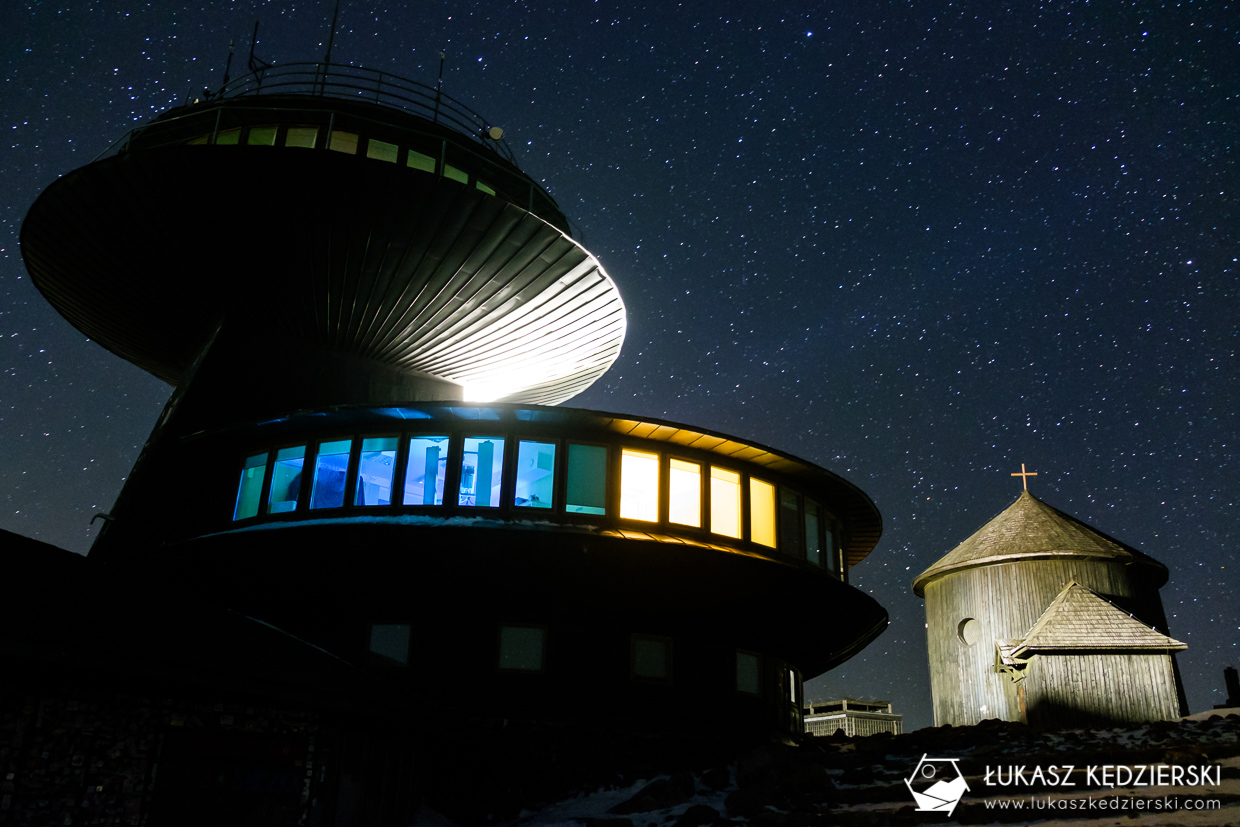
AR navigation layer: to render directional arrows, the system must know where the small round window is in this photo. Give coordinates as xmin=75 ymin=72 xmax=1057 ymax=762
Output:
xmin=957 ymin=617 xmax=981 ymax=647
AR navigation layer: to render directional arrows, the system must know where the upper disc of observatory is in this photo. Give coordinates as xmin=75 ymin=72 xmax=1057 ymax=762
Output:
xmin=21 ymin=63 xmax=625 ymax=406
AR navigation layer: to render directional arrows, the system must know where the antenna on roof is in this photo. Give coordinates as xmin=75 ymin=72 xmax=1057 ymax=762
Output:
xmin=433 ymin=50 xmax=446 ymax=123
xmin=324 ymin=0 xmax=341 ymax=67
xmin=248 ymin=21 xmax=272 ymax=75
xmin=220 ymin=39 xmax=235 ymax=90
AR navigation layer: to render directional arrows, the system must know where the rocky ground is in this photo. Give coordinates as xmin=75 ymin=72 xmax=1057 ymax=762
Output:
xmin=422 ymin=713 xmax=1240 ymax=827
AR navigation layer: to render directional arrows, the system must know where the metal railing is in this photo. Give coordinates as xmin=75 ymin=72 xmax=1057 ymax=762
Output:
xmin=212 ymin=62 xmax=516 ymax=163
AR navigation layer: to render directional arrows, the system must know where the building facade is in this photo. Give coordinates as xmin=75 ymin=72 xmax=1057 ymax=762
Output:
xmin=18 ymin=62 xmax=889 ymax=751
xmin=804 ymin=699 xmax=902 ymax=737
xmin=914 ymin=489 xmax=1186 ymax=730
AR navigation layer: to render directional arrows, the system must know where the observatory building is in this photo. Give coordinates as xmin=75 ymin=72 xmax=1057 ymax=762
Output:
xmin=914 ymin=483 xmax=1186 ymax=730
xmin=19 ymin=63 xmax=887 ymax=743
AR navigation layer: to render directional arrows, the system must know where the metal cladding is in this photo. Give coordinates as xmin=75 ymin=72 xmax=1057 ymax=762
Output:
xmin=22 ymin=120 xmax=624 ymax=406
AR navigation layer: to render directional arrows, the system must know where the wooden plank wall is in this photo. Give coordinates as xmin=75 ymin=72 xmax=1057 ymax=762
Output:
xmin=1024 ymin=653 xmax=1180 ymax=729
xmin=923 ymin=559 xmax=1136 ymax=726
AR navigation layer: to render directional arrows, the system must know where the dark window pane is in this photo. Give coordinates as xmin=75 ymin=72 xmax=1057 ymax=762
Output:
xmin=498 ymin=625 xmax=545 ymax=671
xmin=779 ymin=489 xmax=803 ymax=558
xmin=369 ymin=624 xmax=410 ymax=665
xmin=804 ymin=500 xmax=822 ymax=566
xmin=566 ymin=444 xmax=607 ymax=515
xmin=736 ymin=651 xmax=761 ymax=694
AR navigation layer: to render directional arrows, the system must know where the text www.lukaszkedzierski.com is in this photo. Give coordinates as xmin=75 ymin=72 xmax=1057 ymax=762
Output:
xmin=983 ymin=795 xmax=1221 ymax=812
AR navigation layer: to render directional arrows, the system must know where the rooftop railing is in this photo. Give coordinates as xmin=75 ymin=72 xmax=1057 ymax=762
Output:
xmin=212 ymin=62 xmax=517 ymax=164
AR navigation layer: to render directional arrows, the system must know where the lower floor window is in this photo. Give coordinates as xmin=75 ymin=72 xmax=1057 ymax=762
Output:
xmin=369 ymin=623 xmax=410 ymax=665
xmin=736 ymin=650 xmax=762 ymax=695
xmin=631 ymin=634 xmax=673 ymax=682
xmin=498 ymin=624 xmax=546 ymax=672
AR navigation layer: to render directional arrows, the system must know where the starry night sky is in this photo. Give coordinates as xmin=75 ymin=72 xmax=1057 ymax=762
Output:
xmin=2 ymin=1 xmax=1236 ymax=730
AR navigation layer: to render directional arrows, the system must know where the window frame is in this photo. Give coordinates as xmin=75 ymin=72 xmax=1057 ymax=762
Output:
xmin=630 ymin=633 xmax=674 ymax=684
xmin=496 ymin=623 xmax=548 ymax=674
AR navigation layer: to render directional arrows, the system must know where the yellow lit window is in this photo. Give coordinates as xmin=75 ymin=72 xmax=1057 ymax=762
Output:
xmin=620 ymin=449 xmax=659 ymax=522
xmin=668 ymin=459 xmax=701 ymax=527
xmin=329 ymin=130 xmax=359 ymax=154
xmin=285 ymin=126 xmax=318 ymax=148
xmin=366 ymin=139 xmax=398 ymax=162
xmin=710 ymin=467 xmax=741 ymax=538
xmin=214 ymin=128 xmax=241 ymax=145
xmin=247 ymin=125 xmax=278 ymax=146
xmin=407 ymin=150 xmax=436 ymax=172
xmin=750 ymin=478 xmax=777 ymax=548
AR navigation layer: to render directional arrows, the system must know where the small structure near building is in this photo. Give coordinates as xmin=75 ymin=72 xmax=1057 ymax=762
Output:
xmin=804 ymin=698 xmax=903 ymax=737
xmin=914 ymin=479 xmax=1188 ymax=730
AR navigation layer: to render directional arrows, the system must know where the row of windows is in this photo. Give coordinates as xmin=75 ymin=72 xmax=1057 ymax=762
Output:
xmin=233 ymin=432 xmax=843 ymax=569
xmin=188 ymin=122 xmax=499 ymax=195
xmin=368 ymin=622 xmax=799 ymax=699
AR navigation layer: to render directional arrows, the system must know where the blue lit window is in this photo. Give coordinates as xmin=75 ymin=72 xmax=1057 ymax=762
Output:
xmin=565 ymin=444 xmax=607 ymax=515
xmin=267 ymin=446 xmax=305 ymax=514
xmin=355 ymin=437 xmax=397 ymax=506
xmin=233 ymin=452 xmax=268 ymax=520
xmin=514 ymin=441 xmax=556 ymax=509
xmin=310 ymin=439 xmax=352 ymax=510
xmin=403 ymin=435 xmax=449 ymax=506
xmin=460 ymin=436 xmax=505 ymax=507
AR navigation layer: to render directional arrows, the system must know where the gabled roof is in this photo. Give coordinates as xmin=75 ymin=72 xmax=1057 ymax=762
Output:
xmin=1012 ymin=581 xmax=1186 ymax=655
xmin=913 ymin=490 xmax=1167 ymax=596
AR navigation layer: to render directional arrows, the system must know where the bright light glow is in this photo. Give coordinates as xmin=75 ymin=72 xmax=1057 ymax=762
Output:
xmin=668 ymin=458 xmax=701 ymax=527
xmin=710 ymin=467 xmax=741 ymax=538
xmin=620 ymin=449 xmax=659 ymax=522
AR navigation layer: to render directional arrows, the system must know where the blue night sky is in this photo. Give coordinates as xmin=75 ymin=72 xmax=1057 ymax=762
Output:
xmin=2 ymin=1 xmax=1236 ymax=730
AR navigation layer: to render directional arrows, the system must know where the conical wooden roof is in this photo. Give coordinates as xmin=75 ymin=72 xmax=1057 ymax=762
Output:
xmin=1012 ymin=581 xmax=1186 ymax=654
xmin=912 ymin=490 xmax=1167 ymax=596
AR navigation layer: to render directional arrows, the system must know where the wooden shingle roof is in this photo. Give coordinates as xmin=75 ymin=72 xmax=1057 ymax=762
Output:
xmin=913 ymin=490 xmax=1168 ymax=596
xmin=1012 ymin=581 xmax=1186 ymax=655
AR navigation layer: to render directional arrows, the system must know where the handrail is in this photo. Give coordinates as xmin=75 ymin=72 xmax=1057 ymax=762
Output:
xmin=211 ymin=62 xmax=516 ymax=163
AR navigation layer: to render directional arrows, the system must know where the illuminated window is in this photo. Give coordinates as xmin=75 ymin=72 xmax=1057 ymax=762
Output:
xmin=750 ymin=478 xmax=777 ymax=548
xmin=285 ymin=125 xmax=318 ymax=148
xmin=329 ymin=130 xmax=359 ymax=154
xmin=515 ymin=441 xmax=556 ymax=509
xmin=407 ymin=150 xmax=436 ymax=172
xmin=366 ymin=139 xmax=398 ymax=163
xmin=369 ymin=624 xmax=410 ymax=665
xmin=476 ymin=181 xmax=496 ymax=195
xmin=804 ymin=500 xmax=822 ymax=566
xmin=566 ymin=443 xmax=607 ymax=515
xmin=310 ymin=439 xmax=352 ymax=510
xmin=736 ymin=651 xmax=762 ymax=695
xmin=460 ymin=436 xmax=505 ymax=507
xmin=267 ymin=446 xmax=305 ymax=514
xmin=403 ymin=435 xmax=448 ymax=506
xmin=356 ymin=437 xmax=397 ymax=506
xmin=444 ymin=164 xmax=469 ymax=183
xmin=668 ymin=459 xmax=701 ymax=527
xmin=246 ymin=125 xmax=278 ymax=146
xmin=498 ymin=625 xmax=545 ymax=672
xmin=779 ymin=489 xmax=803 ymax=558
xmin=709 ymin=467 xmax=741 ymax=538
xmin=214 ymin=128 xmax=241 ymax=146
xmin=631 ymin=634 xmax=672 ymax=682
xmin=620 ymin=449 xmax=659 ymax=522
xmin=233 ymin=453 xmax=268 ymax=520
